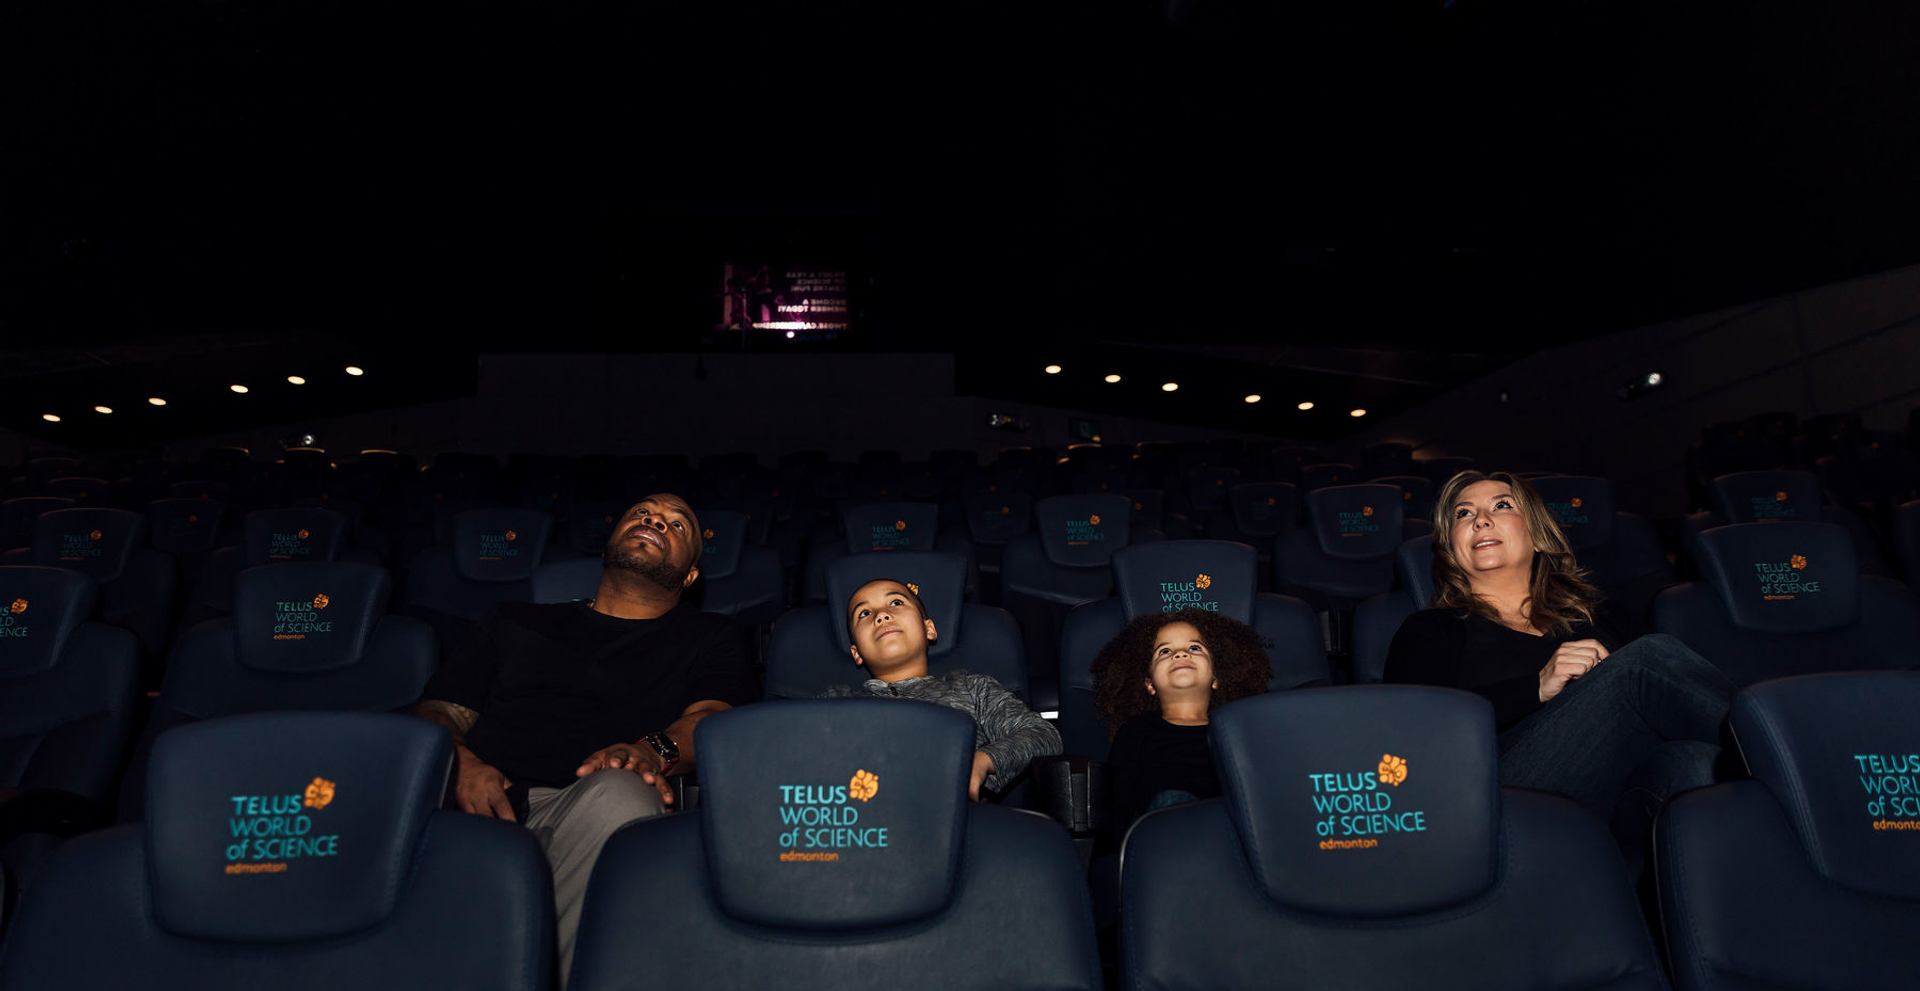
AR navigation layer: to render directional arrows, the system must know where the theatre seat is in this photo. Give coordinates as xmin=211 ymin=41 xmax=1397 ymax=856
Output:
xmin=184 ymin=506 xmax=375 ymax=623
xmin=1001 ymin=494 xmax=1137 ymax=712
xmin=3 ymin=508 xmax=176 ymax=662
xmin=1121 ymin=686 xmax=1664 ymax=990
xmin=0 ymin=712 xmax=553 ymax=990
xmin=401 ymin=507 xmax=552 ymax=636
xmin=1898 ymin=499 xmax=1920 ymax=589
xmin=1349 ymin=535 xmax=1435 ymax=683
xmin=120 ymin=561 xmax=435 ymax=820
xmin=1684 ymin=469 xmax=1892 ymax=576
xmin=800 ymin=501 xmax=941 ymax=603
xmin=1057 ymin=540 xmax=1327 ymax=760
xmin=1528 ymin=475 xmax=1672 ymax=630
xmin=1653 ymin=521 xmax=1920 ymax=685
xmin=568 ymin=701 xmax=1099 ymax=991
xmin=1658 ymin=671 xmax=1920 ymax=990
xmin=1370 ymin=474 xmax=1436 ymax=520
xmin=0 ymin=497 xmax=72 ymax=553
xmin=764 ymin=551 xmax=1026 ymax=702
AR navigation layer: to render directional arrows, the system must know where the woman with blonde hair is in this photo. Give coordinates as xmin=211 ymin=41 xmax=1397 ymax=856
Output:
xmin=1384 ymin=471 xmax=1734 ymax=839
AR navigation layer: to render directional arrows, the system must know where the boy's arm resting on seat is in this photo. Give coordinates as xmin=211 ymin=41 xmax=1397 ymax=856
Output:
xmin=966 ymin=674 xmax=1063 ymax=794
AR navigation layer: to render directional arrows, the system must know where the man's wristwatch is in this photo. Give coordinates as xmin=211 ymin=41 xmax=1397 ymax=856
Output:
xmin=640 ymin=731 xmax=680 ymax=775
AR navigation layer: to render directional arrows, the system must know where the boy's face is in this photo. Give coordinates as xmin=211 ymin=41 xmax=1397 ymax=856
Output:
xmin=847 ymin=579 xmax=937 ymax=678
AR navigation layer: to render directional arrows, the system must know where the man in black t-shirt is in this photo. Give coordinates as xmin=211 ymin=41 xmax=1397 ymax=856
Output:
xmin=415 ymin=493 xmax=757 ymax=984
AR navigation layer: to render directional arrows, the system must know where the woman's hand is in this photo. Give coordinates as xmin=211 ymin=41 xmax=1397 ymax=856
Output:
xmin=1538 ymin=639 xmax=1610 ymax=703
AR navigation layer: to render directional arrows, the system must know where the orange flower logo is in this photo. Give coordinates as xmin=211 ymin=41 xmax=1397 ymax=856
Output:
xmin=894 ymin=520 xmax=907 ymax=531
xmin=311 ymin=593 xmax=330 ymax=610
xmin=1133 ymin=501 xmax=1144 ymax=511
xmin=999 ymin=505 xmax=1011 ymax=516
xmin=1215 ymin=478 xmax=1226 ymax=487
xmin=1378 ymin=754 xmax=1408 ymax=787
xmin=1088 ymin=514 xmax=1102 ymax=526
xmin=303 ymin=777 xmax=336 ymax=810
xmin=1266 ymin=496 xmax=1277 ymax=506
xmin=1569 ymin=497 xmax=1584 ymax=509
xmin=1195 ymin=573 xmax=1212 ymax=591
xmin=1402 ymin=491 xmax=1412 ymax=501
xmin=296 ymin=529 xmax=311 ymax=540
xmin=187 ymin=514 xmax=200 ymax=524
xmin=1790 ymin=554 xmax=1808 ymax=570
xmin=1361 ymin=506 xmax=1375 ymax=517
xmin=8 ymin=598 xmax=26 ymax=615
xmin=849 ymin=769 xmax=879 ymax=803
xmin=503 ymin=530 xmax=518 ymax=542
xmin=1775 ymin=491 xmax=1789 ymax=503
xmin=88 ymin=530 xmax=103 ymax=542
xmin=703 ymin=528 xmax=715 ymax=540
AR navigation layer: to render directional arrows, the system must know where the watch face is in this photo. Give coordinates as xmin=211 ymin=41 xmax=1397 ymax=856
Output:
xmin=648 ymin=733 xmax=680 ymax=761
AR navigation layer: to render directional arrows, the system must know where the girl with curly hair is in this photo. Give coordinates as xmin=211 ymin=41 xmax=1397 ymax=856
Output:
xmin=1384 ymin=471 xmax=1735 ymax=847
xmin=1091 ymin=607 xmax=1271 ymax=828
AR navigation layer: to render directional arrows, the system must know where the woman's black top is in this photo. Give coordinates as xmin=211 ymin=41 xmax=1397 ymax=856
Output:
xmin=1107 ymin=713 xmax=1219 ymax=829
xmin=1382 ymin=608 xmax=1625 ymax=731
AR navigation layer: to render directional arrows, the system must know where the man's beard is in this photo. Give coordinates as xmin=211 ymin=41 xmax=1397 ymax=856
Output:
xmin=605 ymin=543 xmax=689 ymax=592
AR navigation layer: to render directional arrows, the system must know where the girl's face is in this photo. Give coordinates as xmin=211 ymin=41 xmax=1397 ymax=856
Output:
xmin=1146 ymin=621 xmax=1216 ymax=698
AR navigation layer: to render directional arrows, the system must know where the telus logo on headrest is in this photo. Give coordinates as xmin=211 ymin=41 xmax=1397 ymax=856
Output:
xmin=1064 ymin=514 xmax=1105 ymax=546
xmin=867 ymin=520 xmax=912 ymax=551
xmin=1546 ymin=500 xmax=1591 ymax=527
xmin=1755 ymin=553 xmax=1820 ymax=601
xmin=58 ymin=532 xmax=105 ymax=561
xmin=1854 ymin=754 xmax=1920 ymax=831
xmin=1747 ymin=491 xmax=1800 ymax=520
xmin=1336 ymin=506 xmax=1381 ymax=537
xmin=0 ymin=597 xmax=28 ymax=639
xmin=776 ymin=769 xmax=889 ymax=863
xmin=1311 ymin=752 xmax=1428 ymax=852
xmin=267 ymin=529 xmax=314 ymax=561
xmin=272 ymin=593 xmax=335 ymax=641
xmin=477 ymin=531 xmax=522 ymax=561
xmin=224 ymin=776 xmax=342 ymax=875
xmin=1157 ymin=573 xmax=1219 ymax=612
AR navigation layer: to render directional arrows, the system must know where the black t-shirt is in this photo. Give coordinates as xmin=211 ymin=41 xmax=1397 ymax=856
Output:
xmin=1107 ymin=713 xmax=1219 ymax=829
xmin=423 ymin=601 xmax=758 ymax=793
xmin=1382 ymin=607 xmax=1625 ymax=731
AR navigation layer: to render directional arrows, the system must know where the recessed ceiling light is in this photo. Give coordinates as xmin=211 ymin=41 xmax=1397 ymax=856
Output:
xmin=1297 ymin=401 xmax=1315 ymax=411
xmin=1103 ymin=373 xmax=1122 ymax=384
xmin=287 ymin=375 xmax=307 ymax=385
xmin=94 ymin=405 xmax=113 ymax=415
xmin=1044 ymin=364 xmax=1063 ymax=375
xmin=1161 ymin=382 xmax=1179 ymax=392
xmin=1243 ymin=394 xmax=1261 ymax=404
xmin=230 ymin=384 xmax=250 ymax=394
xmin=1350 ymin=408 xmax=1367 ymax=418
xmin=343 ymin=366 xmax=365 ymax=376
xmin=148 ymin=397 xmax=167 ymax=406
xmin=41 ymin=413 xmax=61 ymax=423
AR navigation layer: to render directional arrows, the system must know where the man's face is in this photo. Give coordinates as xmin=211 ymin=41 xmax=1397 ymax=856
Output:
xmin=604 ymin=493 xmax=702 ymax=591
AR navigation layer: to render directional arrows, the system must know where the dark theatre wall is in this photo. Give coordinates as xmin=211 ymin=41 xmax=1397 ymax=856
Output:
xmin=1353 ymin=262 xmax=1920 ymax=516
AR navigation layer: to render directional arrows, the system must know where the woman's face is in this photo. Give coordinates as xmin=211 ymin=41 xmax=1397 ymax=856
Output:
xmin=1447 ymin=479 xmax=1537 ymax=579
xmin=1146 ymin=621 xmax=1216 ymax=697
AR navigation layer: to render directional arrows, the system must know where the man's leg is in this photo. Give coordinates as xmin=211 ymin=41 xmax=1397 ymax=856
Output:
xmin=524 ymin=771 xmax=667 ymax=985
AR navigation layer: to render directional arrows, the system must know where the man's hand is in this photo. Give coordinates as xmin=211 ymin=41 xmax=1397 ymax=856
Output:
xmin=576 ymin=742 xmax=674 ymax=807
xmin=1538 ymin=638 xmax=1610 ymax=704
xmin=456 ymin=748 xmax=516 ymax=821
xmin=968 ymin=750 xmax=995 ymax=802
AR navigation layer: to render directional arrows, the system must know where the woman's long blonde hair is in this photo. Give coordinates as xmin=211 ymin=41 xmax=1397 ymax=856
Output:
xmin=1430 ymin=470 xmax=1602 ymax=635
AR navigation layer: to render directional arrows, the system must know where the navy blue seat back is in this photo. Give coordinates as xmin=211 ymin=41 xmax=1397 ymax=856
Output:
xmin=1122 ymin=489 xmax=1166 ymax=532
xmin=1225 ymin=482 xmax=1297 ymax=537
xmin=1002 ymin=494 xmax=1134 ymax=607
xmin=1531 ymin=475 xmax=1672 ymax=627
xmin=0 ymin=712 xmax=552 ymax=989
xmin=840 ymin=501 xmax=940 ymax=553
xmin=1660 ymin=672 xmax=1920 ymax=991
xmin=1654 ymin=522 xmax=1920 ymax=686
xmin=1186 ymin=465 xmax=1240 ymax=515
xmin=1121 ymin=686 xmax=1663 ymax=990
xmin=1899 ymin=499 xmax=1920 ymax=591
xmin=403 ymin=508 xmax=552 ymax=623
xmin=147 ymin=498 xmax=226 ymax=557
xmin=1057 ymin=541 xmax=1326 ymax=759
xmin=245 ymin=506 xmax=351 ymax=565
xmin=765 ymin=551 xmax=1026 ymax=701
xmin=19 ymin=508 xmax=175 ymax=659
xmin=1372 ymin=474 xmax=1435 ymax=520
xmin=1711 ymin=469 xmax=1823 ymax=523
xmin=0 ymin=567 xmax=139 ymax=804
xmin=563 ymin=499 xmax=625 ymax=556
xmin=43 ymin=476 xmax=112 ymax=506
xmin=569 ymin=702 xmax=1098 ymax=991
xmin=1349 ymin=536 xmax=1437 ymax=684
xmin=1300 ymin=462 xmax=1356 ymax=491
xmin=125 ymin=562 xmax=436 ymax=819
xmin=2 ymin=497 xmax=73 ymax=551
xmin=961 ymin=492 xmax=1032 ymax=546
xmin=1276 ymin=484 xmax=1406 ymax=605
xmin=688 ymin=509 xmax=783 ymax=622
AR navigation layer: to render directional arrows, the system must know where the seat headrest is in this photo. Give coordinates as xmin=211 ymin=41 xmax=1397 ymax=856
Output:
xmin=696 ymin=700 xmax=973 ymax=930
xmin=1034 ymin=494 xmax=1132 ymax=567
xmin=1300 ymin=463 xmax=1355 ymax=490
xmin=33 ymin=508 xmax=142 ymax=582
xmin=962 ymin=492 xmax=1032 ymax=544
xmin=1112 ymin=540 xmax=1259 ymax=623
xmin=1396 ymin=535 xmax=1436 ymax=609
xmin=565 ymin=500 xmax=624 ymax=556
xmin=1372 ymin=475 xmax=1435 ymax=519
xmin=1732 ymin=672 xmax=1920 ymax=900
xmin=1228 ymin=483 xmax=1298 ymax=537
xmin=1210 ymin=686 xmax=1499 ymax=917
xmin=1305 ymin=485 xmax=1405 ymax=561
xmin=1526 ymin=475 xmax=1616 ymax=550
xmin=231 ymin=562 xmax=390 ymax=672
xmin=827 ymin=551 xmax=966 ymax=658
xmin=451 ymin=508 xmax=551 ymax=582
xmin=0 ymin=566 xmax=97 ymax=677
xmin=1712 ymin=470 xmax=1822 ymax=523
xmin=146 ymin=712 xmax=453 ymax=943
xmin=1123 ymin=489 xmax=1166 ymax=531
xmin=839 ymin=502 xmax=939 ymax=553
xmin=694 ymin=509 xmax=748 ymax=580
xmin=148 ymin=498 xmax=227 ymax=555
xmin=245 ymin=507 xmax=349 ymax=566
xmin=1696 ymin=522 xmax=1858 ymax=632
